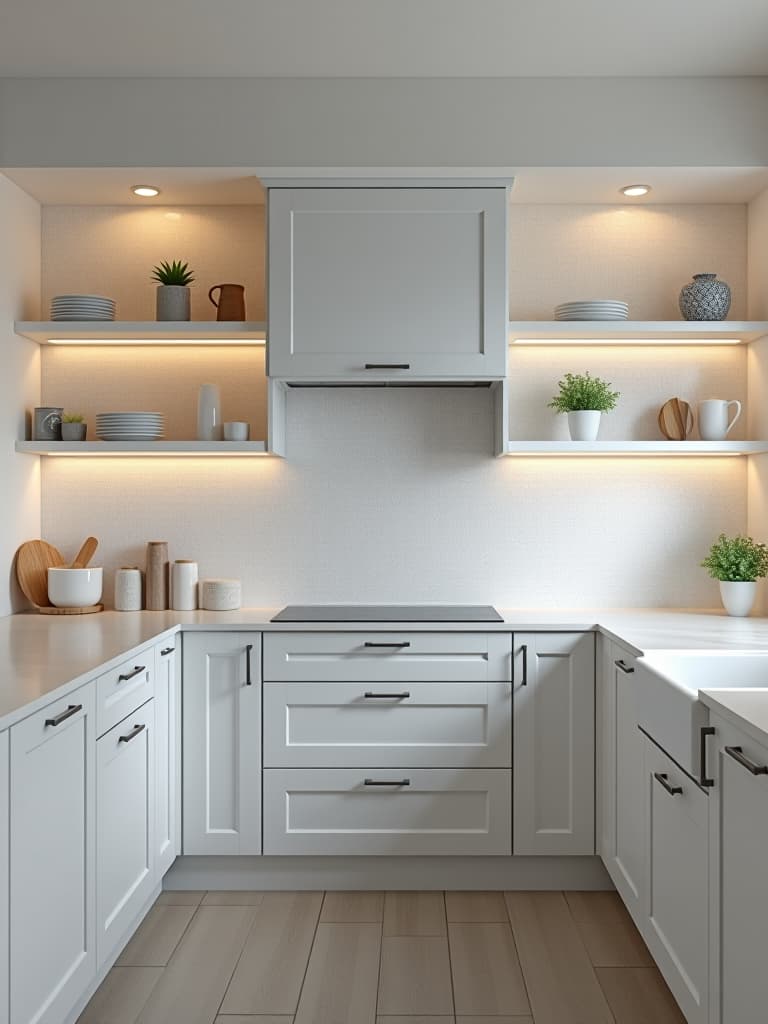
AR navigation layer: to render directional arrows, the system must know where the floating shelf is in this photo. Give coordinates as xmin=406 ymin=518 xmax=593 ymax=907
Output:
xmin=14 ymin=321 xmax=267 ymax=345
xmin=15 ymin=441 xmax=271 ymax=457
xmin=504 ymin=441 xmax=768 ymax=457
xmin=508 ymin=321 xmax=768 ymax=345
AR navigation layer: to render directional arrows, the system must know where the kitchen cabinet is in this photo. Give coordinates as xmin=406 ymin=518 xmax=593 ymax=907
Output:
xmin=597 ymin=641 xmax=646 ymax=923
xmin=513 ymin=632 xmax=595 ymax=855
xmin=709 ymin=713 xmax=768 ymax=1024
xmin=643 ymin=734 xmax=709 ymax=1024
xmin=267 ymin=186 xmax=509 ymax=381
xmin=10 ymin=684 xmax=96 ymax=1024
xmin=155 ymin=642 xmax=180 ymax=876
xmin=96 ymin=699 xmax=155 ymax=967
xmin=182 ymin=632 xmax=262 ymax=855
xmin=0 ymin=731 xmax=7 ymax=1024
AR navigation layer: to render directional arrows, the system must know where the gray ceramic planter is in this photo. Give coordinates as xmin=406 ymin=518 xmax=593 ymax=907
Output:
xmin=156 ymin=285 xmax=191 ymax=321
xmin=61 ymin=422 xmax=87 ymax=441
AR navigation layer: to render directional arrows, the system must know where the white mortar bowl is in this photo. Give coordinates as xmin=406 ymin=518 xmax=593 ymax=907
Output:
xmin=48 ymin=567 xmax=103 ymax=608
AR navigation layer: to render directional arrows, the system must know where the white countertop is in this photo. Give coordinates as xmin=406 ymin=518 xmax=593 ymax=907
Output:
xmin=4 ymin=605 xmax=768 ymax=734
xmin=700 ymin=689 xmax=768 ymax=749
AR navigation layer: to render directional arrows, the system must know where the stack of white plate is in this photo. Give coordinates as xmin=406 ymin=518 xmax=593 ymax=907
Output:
xmin=555 ymin=300 xmax=629 ymax=321
xmin=50 ymin=295 xmax=116 ymax=321
xmin=96 ymin=412 xmax=164 ymax=441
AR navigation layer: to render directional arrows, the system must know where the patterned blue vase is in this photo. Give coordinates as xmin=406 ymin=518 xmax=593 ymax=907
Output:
xmin=679 ymin=273 xmax=731 ymax=321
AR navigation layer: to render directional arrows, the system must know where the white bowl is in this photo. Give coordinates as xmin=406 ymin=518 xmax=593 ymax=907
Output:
xmin=47 ymin=567 xmax=103 ymax=608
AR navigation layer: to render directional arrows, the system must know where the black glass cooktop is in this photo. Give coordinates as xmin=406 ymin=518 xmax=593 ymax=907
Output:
xmin=271 ymin=604 xmax=503 ymax=623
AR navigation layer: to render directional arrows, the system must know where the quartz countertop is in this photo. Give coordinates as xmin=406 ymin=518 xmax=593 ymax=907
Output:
xmin=700 ymin=689 xmax=768 ymax=749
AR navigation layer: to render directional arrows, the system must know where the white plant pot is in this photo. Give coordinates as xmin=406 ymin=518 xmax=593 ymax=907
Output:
xmin=719 ymin=580 xmax=757 ymax=617
xmin=567 ymin=410 xmax=602 ymax=441
xmin=156 ymin=285 xmax=191 ymax=321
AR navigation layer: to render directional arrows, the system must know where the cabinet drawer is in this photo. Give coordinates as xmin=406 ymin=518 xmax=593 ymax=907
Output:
xmin=263 ymin=768 xmax=511 ymax=855
xmin=263 ymin=632 xmax=511 ymax=682
xmin=263 ymin=681 xmax=511 ymax=767
xmin=96 ymin=650 xmax=154 ymax=737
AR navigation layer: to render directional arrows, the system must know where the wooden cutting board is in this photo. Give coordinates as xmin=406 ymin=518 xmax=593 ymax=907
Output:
xmin=658 ymin=397 xmax=694 ymax=440
xmin=39 ymin=604 xmax=103 ymax=615
xmin=15 ymin=540 xmax=66 ymax=607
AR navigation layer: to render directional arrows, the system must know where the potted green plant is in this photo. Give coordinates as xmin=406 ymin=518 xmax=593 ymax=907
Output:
xmin=151 ymin=259 xmax=195 ymax=321
xmin=701 ymin=533 xmax=768 ymax=616
xmin=61 ymin=413 xmax=87 ymax=441
xmin=548 ymin=371 xmax=620 ymax=441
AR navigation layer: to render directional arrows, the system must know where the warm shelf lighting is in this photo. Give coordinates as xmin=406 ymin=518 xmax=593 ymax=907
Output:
xmin=131 ymin=185 xmax=161 ymax=197
xmin=45 ymin=338 xmax=265 ymax=346
xmin=511 ymin=338 xmax=742 ymax=346
xmin=620 ymin=184 xmax=651 ymax=197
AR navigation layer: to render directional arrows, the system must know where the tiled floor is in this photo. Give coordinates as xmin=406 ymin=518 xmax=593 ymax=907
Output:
xmin=78 ymin=890 xmax=685 ymax=1024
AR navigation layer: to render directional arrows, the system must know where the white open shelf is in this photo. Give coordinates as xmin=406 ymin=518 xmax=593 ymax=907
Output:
xmin=15 ymin=441 xmax=271 ymax=457
xmin=14 ymin=321 xmax=267 ymax=345
xmin=508 ymin=321 xmax=768 ymax=345
xmin=504 ymin=441 xmax=768 ymax=457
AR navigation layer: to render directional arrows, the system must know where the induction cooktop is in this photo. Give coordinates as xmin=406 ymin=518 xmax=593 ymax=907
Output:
xmin=270 ymin=604 xmax=503 ymax=622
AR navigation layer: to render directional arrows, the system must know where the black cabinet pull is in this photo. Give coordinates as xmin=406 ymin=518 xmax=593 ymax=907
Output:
xmin=521 ymin=643 xmax=528 ymax=686
xmin=363 ymin=691 xmax=411 ymax=699
xmin=245 ymin=643 xmax=253 ymax=686
xmin=615 ymin=659 xmax=635 ymax=674
xmin=364 ymin=778 xmax=410 ymax=787
xmin=725 ymin=745 xmax=768 ymax=776
xmin=160 ymin=647 xmax=174 ymax=656
xmin=118 ymin=723 xmax=146 ymax=744
xmin=700 ymin=726 xmax=715 ymax=787
xmin=363 ymin=641 xmax=411 ymax=649
xmin=364 ymin=363 xmax=410 ymax=370
xmin=45 ymin=704 xmax=83 ymax=728
xmin=118 ymin=665 xmax=146 ymax=683
xmin=654 ymin=772 xmax=683 ymax=796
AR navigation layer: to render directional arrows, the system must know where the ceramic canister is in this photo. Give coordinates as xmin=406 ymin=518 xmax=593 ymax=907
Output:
xmin=200 ymin=578 xmax=242 ymax=611
xmin=172 ymin=560 xmax=199 ymax=610
xmin=114 ymin=567 xmax=142 ymax=611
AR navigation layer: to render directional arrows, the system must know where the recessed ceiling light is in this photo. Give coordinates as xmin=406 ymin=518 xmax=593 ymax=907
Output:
xmin=131 ymin=185 xmax=161 ymax=198
xmin=620 ymin=184 xmax=651 ymax=197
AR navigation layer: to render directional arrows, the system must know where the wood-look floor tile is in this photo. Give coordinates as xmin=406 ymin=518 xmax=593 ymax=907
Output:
xmin=377 ymin=936 xmax=454 ymax=1016
xmin=136 ymin=907 xmax=256 ymax=1024
xmin=116 ymin=906 xmax=196 ymax=967
xmin=320 ymin=891 xmax=384 ymax=922
xmin=215 ymin=1018 xmax=293 ymax=1023
xmin=378 ymin=1017 xmax=454 ymax=1024
xmin=445 ymin=890 xmax=509 ymax=921
xmin=201 ymin=890 xmax=265 ymax=906
xmin=383 ymin=892 xmax=446 ymax=936
xmin=565 ymin=891 xmax=653 ymax=967
xmin=77 ymin=967 xmax=163 ymax=1024
xmin=220 ymin=892 xmax=323 ymax=1015
xmin=457 ymin=1017 xmax=534 ymax=1023
xmin=294 ymin=923 xmax=381 ymax=1024
xmin=156 ymin=891 xmax=205 ymax=906
xmin=448 ymin=922 xmax=530 ymax=1017
xmin=505 ymin=892 xmax=613 ymax=1024
xmin=596 ymin=967 xmax=686 ymax=1023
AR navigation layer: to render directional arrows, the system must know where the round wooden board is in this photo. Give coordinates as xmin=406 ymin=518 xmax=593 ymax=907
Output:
xmin=658 ymin=397 xmax=694 ymax=440
xmin=15 ymin=540 xmax=66 ymax=607
xmin=38 ymin=604 xmax=104 ymax=615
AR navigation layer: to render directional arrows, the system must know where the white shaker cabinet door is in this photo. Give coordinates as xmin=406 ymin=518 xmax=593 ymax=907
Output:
xmin=10 ymin=683 xmax=96 ymax=1024
xmin=0 ymin=730 xmax=7 ymax=1024
xmin=267 ymin=187 xmax=508 ymax=381
xmin=513 ymin=632 xmax=595 ymax=855
xmin=154 ymin=642 xmax=180 ymax=877
xmin=182 ymin=632 xmax=262 ymax=855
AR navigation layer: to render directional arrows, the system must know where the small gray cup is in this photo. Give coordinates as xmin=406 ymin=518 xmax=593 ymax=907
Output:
xmin=33 ymin=407 xmax=63 ymax=441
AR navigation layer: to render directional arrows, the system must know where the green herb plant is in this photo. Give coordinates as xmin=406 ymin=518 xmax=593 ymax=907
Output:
xmin=62 ymin=413 xmax=85 ymax=424
xmin=151 ymin=260 xmax=195 ymax=287
xmin=701 ymin=534 xmax=768 ymax=582
xmin=548 ymin=371 xmax=620 ymax=414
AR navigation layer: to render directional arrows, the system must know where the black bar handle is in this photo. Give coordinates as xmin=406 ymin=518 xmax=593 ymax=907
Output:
xmin=118 ymin=665 xmax=146 ymax=683
xmin=160 ymin=647 xmax=174 ymax=656
xmin=364 ymin=363 xmax=410 ymax=370
xmin=725 ymin=745 xmax=768 ymax=776
xmin=615 ymin=659 xmax=635 ymax=674
xmin=245 ymin=643 xmax=253 ymax=686
xmin=118 ymin=723 xmax=146 ymax=744
xmin=363 ymin=641 xmax=411 ymax=648
xmin=45 ymin=704 xmax=83 ymax=728
xmin=363 ymin=692 xmax=411 ymax=699
xmin=700 ymin=726 xmax=715 ymax=787
xmin=521 ymin=643 xmax=528 ymax=686
xmin=654 ymin=772 xmax=683 ymax=796
xmin=364 ymin=778 xmax=411 ymax=787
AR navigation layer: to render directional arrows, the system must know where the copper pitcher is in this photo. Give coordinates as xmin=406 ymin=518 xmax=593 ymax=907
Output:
xmin=208 ymin=283 xmax=246 ymax=321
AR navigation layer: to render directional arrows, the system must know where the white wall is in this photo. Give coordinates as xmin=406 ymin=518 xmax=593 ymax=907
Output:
xmin=747 ymin=187 xmax=768 ymax=612
xmin=0 ymin=174 xmax=41 ymax=614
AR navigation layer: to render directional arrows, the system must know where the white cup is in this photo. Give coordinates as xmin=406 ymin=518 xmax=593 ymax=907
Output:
xmin=698 ymin=399 xmax=741 ymax=441
xmin=223 ymin=421 xmax=249 ymax=441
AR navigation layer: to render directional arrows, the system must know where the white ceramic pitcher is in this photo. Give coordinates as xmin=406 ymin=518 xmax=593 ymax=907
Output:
xmin=698 ymin=399 xmax=741 ymax=441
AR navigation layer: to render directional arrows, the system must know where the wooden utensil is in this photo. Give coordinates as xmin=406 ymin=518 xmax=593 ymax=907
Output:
xmin=15 ymin=540 xmax=66 ymax=607
xmin=70 ymin=536 xmax=99 ymax=569
xmin=658 ymin=398 xmax=694 ymax=440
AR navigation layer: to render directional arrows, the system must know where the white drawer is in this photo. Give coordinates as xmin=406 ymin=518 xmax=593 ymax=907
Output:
xmin=263 ymin=681 xmax=511 ymax=768
xmin=96 ymin=649 xmax=154 ymax=738
xmin=263 ymin=768 xmax=511 ymax=855
xmin=263 ymin=632 xmax=511 ymax=682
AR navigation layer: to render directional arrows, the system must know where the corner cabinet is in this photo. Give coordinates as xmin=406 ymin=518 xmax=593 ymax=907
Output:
xmin=266 ymin=186 xmax=509 ymax=381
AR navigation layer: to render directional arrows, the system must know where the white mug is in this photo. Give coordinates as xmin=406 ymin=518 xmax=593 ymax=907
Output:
xmin=698 ymin=399 xmax=741 ymax=441
xmin=223 ymin=421 xmax=249 ymax=441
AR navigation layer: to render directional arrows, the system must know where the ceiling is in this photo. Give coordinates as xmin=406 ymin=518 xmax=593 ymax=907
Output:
xmin=5 ymin=167 xmax=768 ymax=206
xmin=1 ymin=0 xmax=768 ymax=78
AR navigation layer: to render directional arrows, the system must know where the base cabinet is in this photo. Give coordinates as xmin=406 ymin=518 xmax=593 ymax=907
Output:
xmin=0 ymin=731 xmax=8 ymax=1024
xmin=154 ymin=642 xmax=180 ymax=876
xmin=10 ymin=684 xmax=96 ymax=1024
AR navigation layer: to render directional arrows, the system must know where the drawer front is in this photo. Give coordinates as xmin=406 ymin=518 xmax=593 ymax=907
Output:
xmin=263 ymin=681 xmax=511 ymax=767
xmin=263 ymin=768 xmax=511 ymax=855
xmin=96 ymin=650 xmax=154 ymax=737
xmin=263 ymin=632 xmax=512 ymax=682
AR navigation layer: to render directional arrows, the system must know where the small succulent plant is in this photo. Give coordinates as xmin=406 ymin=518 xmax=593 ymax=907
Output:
xmin=151 ymin=260 xmax=195 ymax=287
xmin=62 ymin=412 xmax=85 ymax=423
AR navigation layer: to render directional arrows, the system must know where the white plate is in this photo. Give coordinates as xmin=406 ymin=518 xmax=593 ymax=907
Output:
xmin=555 ymin=299 xmax=628 ymax=306
xmin=52 ymin=295 xmax=115 ymax=303
xmin=51 ymin=315 xmax=116 ymax=321
xmin=97 ymin=435 xmax=164 ymax=442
